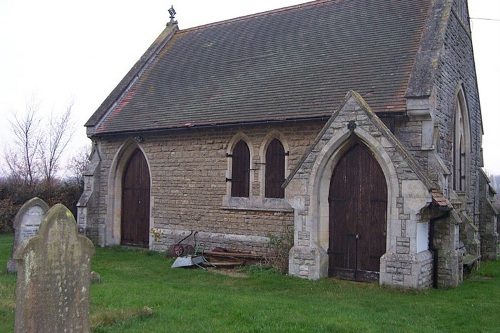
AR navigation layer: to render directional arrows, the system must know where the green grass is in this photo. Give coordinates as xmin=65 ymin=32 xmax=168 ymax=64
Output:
xmin=2 ymin=232 xmax=500 ymax=332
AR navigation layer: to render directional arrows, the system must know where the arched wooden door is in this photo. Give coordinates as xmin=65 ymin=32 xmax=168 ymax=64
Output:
xmin=121 ymin=149 xmax=150 ymax=248
xmin=328 ymin=142 xmax=387 ymax=281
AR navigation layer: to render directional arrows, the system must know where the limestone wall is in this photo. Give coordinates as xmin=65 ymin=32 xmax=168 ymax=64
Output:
xmin=391 ymin=4 xmax=484 ymax=287
xmin=83 ymin=121 xmax=324 ymax=255
xmin=478 ymin=170 xmax=499 ymax=260
xmin=430 ymin=6 xmax=483 ymax=281
xmin=287 ymin=92 xmax=435 ymax=288
xmin=434 ymin=7 xmax=482 ymax=216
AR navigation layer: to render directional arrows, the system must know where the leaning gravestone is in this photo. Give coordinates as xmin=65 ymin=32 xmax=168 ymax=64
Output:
xmin=7 ymin=197 xmax=49 ymax=273
xmin=14 ymin=203 xmax=95 ymax=333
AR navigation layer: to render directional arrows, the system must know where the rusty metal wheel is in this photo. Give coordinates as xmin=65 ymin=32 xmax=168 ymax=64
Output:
xmin=173 ymin=244 xmax=184 ymax=256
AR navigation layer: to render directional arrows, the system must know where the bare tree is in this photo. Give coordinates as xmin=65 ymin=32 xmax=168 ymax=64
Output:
xmin=39 ymin=101 xmax=75 ymax=185
xmin=4 ymin=96 xmax=76 ymax=187
xmin=67 ymin=143 xmax=92 ymax=185
xmin=5 ymin=96 xmax=42 ymax=187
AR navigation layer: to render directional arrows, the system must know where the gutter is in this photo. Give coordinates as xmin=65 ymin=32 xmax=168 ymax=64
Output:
xmin=87 ymin=116 xmax=332 ymax=140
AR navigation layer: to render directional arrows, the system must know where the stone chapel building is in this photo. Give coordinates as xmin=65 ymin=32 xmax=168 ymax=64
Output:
xmin=79 ymin=0 xmax=499 ymax=289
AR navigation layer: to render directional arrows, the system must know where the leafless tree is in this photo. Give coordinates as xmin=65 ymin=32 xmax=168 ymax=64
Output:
xmin=39 ymin=101 xmax=75 ymax=185
xmin=4 ymin=96 xmax=76 ymax=186
xmin=4 ymin=96 xmax=42 ymax=187
xmin=67 ymin=143 xmax=92 ymax=185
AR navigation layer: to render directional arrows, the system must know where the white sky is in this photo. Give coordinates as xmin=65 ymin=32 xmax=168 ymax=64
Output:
xmin=0 ymin=0 xmax=499 ymax=175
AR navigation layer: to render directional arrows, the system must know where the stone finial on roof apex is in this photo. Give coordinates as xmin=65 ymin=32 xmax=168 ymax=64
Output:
xmin=167 ymin=5 xmax=177 ymax=27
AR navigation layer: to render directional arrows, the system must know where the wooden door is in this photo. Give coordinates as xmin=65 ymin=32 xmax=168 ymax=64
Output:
xmin=121 ymin=149 xmax=150 ymax=248
xmin=328 ymin=142 xmax=387 ymax=281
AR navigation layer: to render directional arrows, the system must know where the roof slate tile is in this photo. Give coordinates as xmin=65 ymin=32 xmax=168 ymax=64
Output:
xmin=91 ymin=0 xmax=432 ymax=135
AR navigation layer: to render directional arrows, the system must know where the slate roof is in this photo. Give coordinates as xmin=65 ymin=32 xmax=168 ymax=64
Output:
xmin=87 ymin=0 xmax=433 ymax=136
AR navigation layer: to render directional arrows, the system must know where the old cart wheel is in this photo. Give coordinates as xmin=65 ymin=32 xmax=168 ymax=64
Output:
xmin=173 ymin=244 xmax=184 ymax=256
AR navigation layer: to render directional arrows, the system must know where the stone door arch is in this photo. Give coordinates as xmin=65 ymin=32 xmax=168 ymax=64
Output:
xmin=104 ymin=141 xmax=151 ymax=247
xmin=287 ymin=92 xmax=435 ymax=287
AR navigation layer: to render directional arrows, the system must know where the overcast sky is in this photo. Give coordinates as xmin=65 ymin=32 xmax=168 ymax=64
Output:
xmin=0 ymin=0 xmax=499 ymax=176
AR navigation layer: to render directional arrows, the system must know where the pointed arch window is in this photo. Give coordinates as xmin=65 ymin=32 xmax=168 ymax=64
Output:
xmin=453 ymin=90 xmax=470 ymax=192
xmin=231 ymin=140 xmax=250 ymax=197
xmin=265 ymin=138 xmax=286 ymax=198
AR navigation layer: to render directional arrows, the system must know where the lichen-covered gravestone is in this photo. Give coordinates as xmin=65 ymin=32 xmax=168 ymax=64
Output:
xmin=14 ymin=204 xmax=95 ymax=333
xmin=7 ymin=197 xmax=49 ymax=273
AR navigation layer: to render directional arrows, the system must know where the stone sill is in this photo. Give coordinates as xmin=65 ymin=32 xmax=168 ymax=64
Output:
xmin=221 ymin=196 xmax=294 ymax=213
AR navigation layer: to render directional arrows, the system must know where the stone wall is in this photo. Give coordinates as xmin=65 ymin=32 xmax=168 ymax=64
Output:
xmin=434 ymin=6 xmax=482 ymax=217
xmin=397 ymin=4 xmax=481 ymax=212
xmin=287 ymin=92 xmax=435 ymax=288
xmin=430 ymin=4 xmax=483 ymax=281
xmin=394 ymin=2 xmax=483 ymax=287
xmin=432 ymin=211 xmax=463 ymax=288
xmin=478 ymin=170 xmax=499 ymax=260
xmin=83 ymin=121 xmax=324 ymax=255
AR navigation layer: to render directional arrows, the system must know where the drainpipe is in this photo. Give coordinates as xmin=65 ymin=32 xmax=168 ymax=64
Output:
xmin=429 ymin=210 xmax=450 ymax=288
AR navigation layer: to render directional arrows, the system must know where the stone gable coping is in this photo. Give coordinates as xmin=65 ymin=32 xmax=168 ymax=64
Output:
xmin=406 ymin=0 xmax=451 ymax=98
xmin=284 ymin=90 xmax=437 ymax=191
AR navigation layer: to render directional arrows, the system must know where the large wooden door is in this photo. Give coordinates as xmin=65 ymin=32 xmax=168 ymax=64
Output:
xmin=121 ymin=149 xmax=150 ymax=248
xmin=328 ymin=142 xmax=387 ymax=281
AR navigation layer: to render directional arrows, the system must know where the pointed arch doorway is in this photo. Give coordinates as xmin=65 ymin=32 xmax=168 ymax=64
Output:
xmin=121 ymin=149 xmax=150 ymax=248
xmin=328 ymin=141 xmax=387 ymax=281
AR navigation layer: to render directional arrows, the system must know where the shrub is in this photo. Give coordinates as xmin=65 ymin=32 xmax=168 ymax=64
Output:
xmin=0 ymin=178 xmax=83 ymax=233
xmin=267 ymin=225 xmax=294 ymax=274
xmin=0 ymin=199 xmax=16 ymax=233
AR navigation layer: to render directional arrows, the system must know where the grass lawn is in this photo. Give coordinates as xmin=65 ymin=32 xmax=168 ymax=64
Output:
xmin=1 ymin=233 xmax=499 ymax=332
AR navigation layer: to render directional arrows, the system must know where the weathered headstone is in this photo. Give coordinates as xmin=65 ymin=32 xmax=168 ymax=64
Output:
xmin=14 ymin=203 xmax=95 ymax=333
xmin=7 ymin=197 xmax=49 ymax=273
